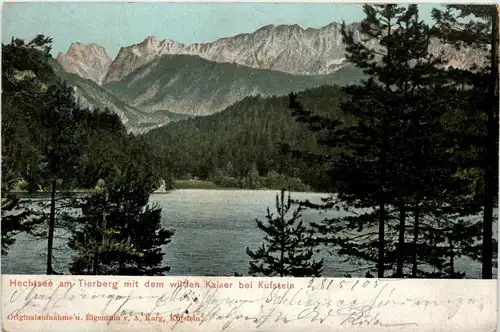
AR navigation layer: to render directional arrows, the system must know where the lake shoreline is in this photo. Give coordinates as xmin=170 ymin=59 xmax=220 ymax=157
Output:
xmin=7 ymin=185 xmax=327 ymax=195
xmin=8 ymin=178 xmax=317 ymax=194
xmin=6 ymin=187 xmax=327 ymax=196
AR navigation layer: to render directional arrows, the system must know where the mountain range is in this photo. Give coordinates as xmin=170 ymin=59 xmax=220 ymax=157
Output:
xmin=53 ymin=21 xmax=487 ymax=132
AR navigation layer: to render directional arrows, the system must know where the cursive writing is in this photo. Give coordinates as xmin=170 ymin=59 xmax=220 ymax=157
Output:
xmin=3 ymin=277 xmax=491 ymax=331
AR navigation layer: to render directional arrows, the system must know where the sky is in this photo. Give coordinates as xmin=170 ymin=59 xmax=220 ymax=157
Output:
xmin=2 ymin=3 xmax=440 ymax=59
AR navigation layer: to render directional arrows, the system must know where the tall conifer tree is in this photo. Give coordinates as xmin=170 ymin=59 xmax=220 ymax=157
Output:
xmin=41 ymin=81 xmax=88 ymax=274
xmin=432 ymin=4 xmax=499 ymax=279
xmin=288 ymin=4 xmax=484 ymax=278
xmin=69 ymin=176 xmax=175 ymax=276
xmin=246 ymin=189 xmax=323 ymax=277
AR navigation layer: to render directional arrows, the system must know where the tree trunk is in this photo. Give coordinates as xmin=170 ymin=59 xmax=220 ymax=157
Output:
xmin=378 ymin=124 xmax=388 ymax=278
xmin=396 ymin=204 xmax=406 ymax=277
xmin=92 ymin=210 xmax=106 ymax=275
xmin=378 ymin=159 xmax=386 ymax=278
xmin=449 ymin=234 xmax=455 ymax=277
xmin=92 ymin=252 xmax=99 ymax=275
xmin=411 ymin=203 xmax=420 ymax=277
xmin=46 ymin=179 xmax=56 ymax=275
xmin=280 ymin=243 xmax=285 ymax=278
xmin=377 ymin=16 xmax=394 ymax=279
xmin=482 ymin=5 xmax=499 ymax=280
xmin=279 ymin=192 xmax=285 ymax=278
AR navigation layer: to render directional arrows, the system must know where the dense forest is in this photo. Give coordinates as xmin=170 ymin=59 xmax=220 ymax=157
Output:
xmin=1 ymin=4 xmax=498 ymax=279
xmin=144 ymin=85 xmax=354 ymax=192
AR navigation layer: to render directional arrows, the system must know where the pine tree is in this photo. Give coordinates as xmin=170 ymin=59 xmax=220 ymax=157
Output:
xmin=296 ymin=5 xmax=409 ymax=278
xmin=40 ymin=81 xmax=87 ymax=275
xmin=2 ymin=36 xmax=88 ymax=274
xmin=286 ymin=4 xmax=483 ymax=278
xmin=1 ymin=159 xmax=32 ymax=255
xmin=68 ymin=176 xmax=175 ymax=276
xmin=380 ymin=5 xmax=471 ymax=278
xmin=431 ymin=4 xmax=499 ymax=279
xmin=246 ymin=189 xmax=323 ymax=277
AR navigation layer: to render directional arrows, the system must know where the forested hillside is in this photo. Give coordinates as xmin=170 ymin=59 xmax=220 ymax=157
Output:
xmin=2 ymin=36 xmax=168 ymax=192
xmin=143 ymin=85 xmax=354 ymax=191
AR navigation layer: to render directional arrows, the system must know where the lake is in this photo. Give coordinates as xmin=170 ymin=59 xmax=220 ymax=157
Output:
xmin=1 ymin=189 xmax=497 ymax=278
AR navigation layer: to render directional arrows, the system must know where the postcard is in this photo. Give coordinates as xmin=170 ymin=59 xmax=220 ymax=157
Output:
xmin=1 ymin=1 xmax=498 ymax=332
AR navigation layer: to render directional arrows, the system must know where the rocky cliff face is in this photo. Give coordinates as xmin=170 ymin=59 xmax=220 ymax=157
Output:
xmin=56 ymin=43 xmax=112 ymax=85
xmin=102 ymin=22 xmax=486 ymax=85
xmin=103 ymin=23 xmax=369 ymax=84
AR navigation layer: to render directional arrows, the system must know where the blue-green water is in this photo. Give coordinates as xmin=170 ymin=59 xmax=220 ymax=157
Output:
xmin=1 ymin=189 xmax=497 ymax=278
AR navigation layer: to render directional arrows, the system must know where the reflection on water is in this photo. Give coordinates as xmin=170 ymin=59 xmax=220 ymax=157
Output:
xmin=1 ymin=189 xmax=497 ymax=278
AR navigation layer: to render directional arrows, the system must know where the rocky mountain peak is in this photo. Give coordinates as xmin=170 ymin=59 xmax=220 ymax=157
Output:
xmin=139 ymin=35 xmax=159 ymax=48
xmin=56 ymin=42 xmax=112 ymax=85
xmin=144 ymin=35 xmax=157 ymax=42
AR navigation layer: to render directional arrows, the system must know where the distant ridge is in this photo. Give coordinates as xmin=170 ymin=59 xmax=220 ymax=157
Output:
xmin=103 ymin=54 xmax=365 ymax=116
